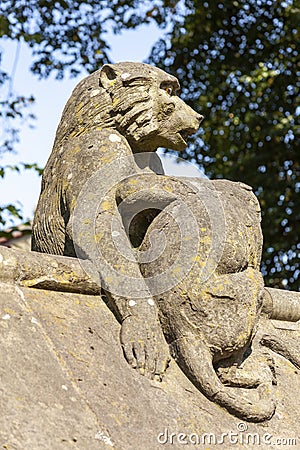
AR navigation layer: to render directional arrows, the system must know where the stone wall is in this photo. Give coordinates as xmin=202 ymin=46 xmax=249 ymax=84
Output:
xmin=0 ymin=246 xmax=299 ymax=449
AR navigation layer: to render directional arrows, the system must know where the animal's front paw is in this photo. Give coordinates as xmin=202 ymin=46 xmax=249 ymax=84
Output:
xmin=120 ymin=315 xmax=171 ymax=381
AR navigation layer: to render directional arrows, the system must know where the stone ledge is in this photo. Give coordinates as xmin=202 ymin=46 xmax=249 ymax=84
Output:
xmin=0 ymin=246 xmax=100 ymax=295
xmin=0 ymin=247 xmax=299 ymax=449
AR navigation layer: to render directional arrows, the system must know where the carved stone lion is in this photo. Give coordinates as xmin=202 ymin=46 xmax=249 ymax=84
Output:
xmin=32 ymin=62 xmax=202 ymax=255
xmin=32 ymin=61 xmax=202 ymax=386
xmin=32 ymin=62 xmax=299 ymax=423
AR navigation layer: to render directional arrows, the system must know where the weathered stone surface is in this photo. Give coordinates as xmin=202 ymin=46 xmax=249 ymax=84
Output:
xmin=116 ymin=172 xmax=300 ymax=421
xmin=27 ymin=62 xmax=300 ymax=422
xmin=0 ymin=245 xmax=100 ymax=294
xmin=0 ymin=283 xmax=105 ymax=449
xmin=31 ymin=62 xmax=203 ymax=257
xmin=30 ymin=62 xmax=204 ymax=388
xmin=0 ymin=258 xmax=300 ymax=449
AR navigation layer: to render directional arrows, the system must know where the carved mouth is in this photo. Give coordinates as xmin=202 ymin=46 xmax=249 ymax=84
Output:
xmin=178 ymin=127 xmax=197 ymax=145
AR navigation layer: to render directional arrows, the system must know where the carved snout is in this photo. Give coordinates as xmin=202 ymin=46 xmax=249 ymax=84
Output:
xmin=188 ymin=113 xmax=204 ymax=134
xmin=196 ymin=113 xmax=204 ymax=124
xmin=193 ymin=113 xmax=204 ymax=132
xmin=184 ymin=103 xmax=204 ymax=134
xmin=181 ymin=112 xmax=204 ymax=141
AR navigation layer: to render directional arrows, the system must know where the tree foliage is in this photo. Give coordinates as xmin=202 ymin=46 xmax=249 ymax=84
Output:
xmin=150 ymin=0 xmax=300 ymax=289
xmin=0 ymin=0 xmax=299 ymax=289
xmin=0 ymin=0 xmax=175 ymax=78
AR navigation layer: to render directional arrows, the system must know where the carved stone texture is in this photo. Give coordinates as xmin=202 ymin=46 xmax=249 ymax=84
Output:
xmin=32 ymin=62 xmax=203 ymax=383
xmin=1 ymin=268 xmax=299 ymax=449
xmin=117 ymin=172 xmax=300 ymax=422
xmin=30 ymin=62 xmax=299 ymax=422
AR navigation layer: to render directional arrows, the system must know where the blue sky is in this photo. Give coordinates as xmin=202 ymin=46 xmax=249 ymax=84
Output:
xmin=0 ymin=23 xmax=204 ymax=226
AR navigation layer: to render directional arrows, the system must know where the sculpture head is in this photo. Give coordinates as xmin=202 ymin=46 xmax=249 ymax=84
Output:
xmin=54 ymin=62 xmax=203 ymax=152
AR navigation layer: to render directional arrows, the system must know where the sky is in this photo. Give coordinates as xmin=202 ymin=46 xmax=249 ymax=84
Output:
xmin=0 ymin=23 xmax=204 ymax=227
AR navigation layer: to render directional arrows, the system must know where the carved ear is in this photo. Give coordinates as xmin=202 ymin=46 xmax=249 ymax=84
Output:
xmin=99 ymin=65 xmax=118 ymax=89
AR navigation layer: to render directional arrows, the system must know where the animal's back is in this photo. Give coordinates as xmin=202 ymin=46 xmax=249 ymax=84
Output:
xmin=32 ymin=128 xmax=136 ymax=256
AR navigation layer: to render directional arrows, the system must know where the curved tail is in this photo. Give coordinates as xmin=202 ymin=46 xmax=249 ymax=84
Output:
xmin=172 ymin=335 xmax=276 ymax=422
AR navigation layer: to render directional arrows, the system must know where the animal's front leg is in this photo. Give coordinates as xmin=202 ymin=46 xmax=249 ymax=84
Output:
xmin=104 ymin=271 xmax=171 ymax=381
xmin=120 ymin=312 xmax=171 ymax=380
xmin=69 ymin=181 xmax=171 ymax=380
xmin=93 ymin=204 xmax=171 ymax=381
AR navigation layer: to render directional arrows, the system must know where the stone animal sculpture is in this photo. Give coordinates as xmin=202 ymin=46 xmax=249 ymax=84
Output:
xmin=32 ymin=62 xmax=299 ymax=422
xmin=32 ymin=61 xmax=203 ymax=382
xmin=117 ymin=172 xmax=300 ymax=422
